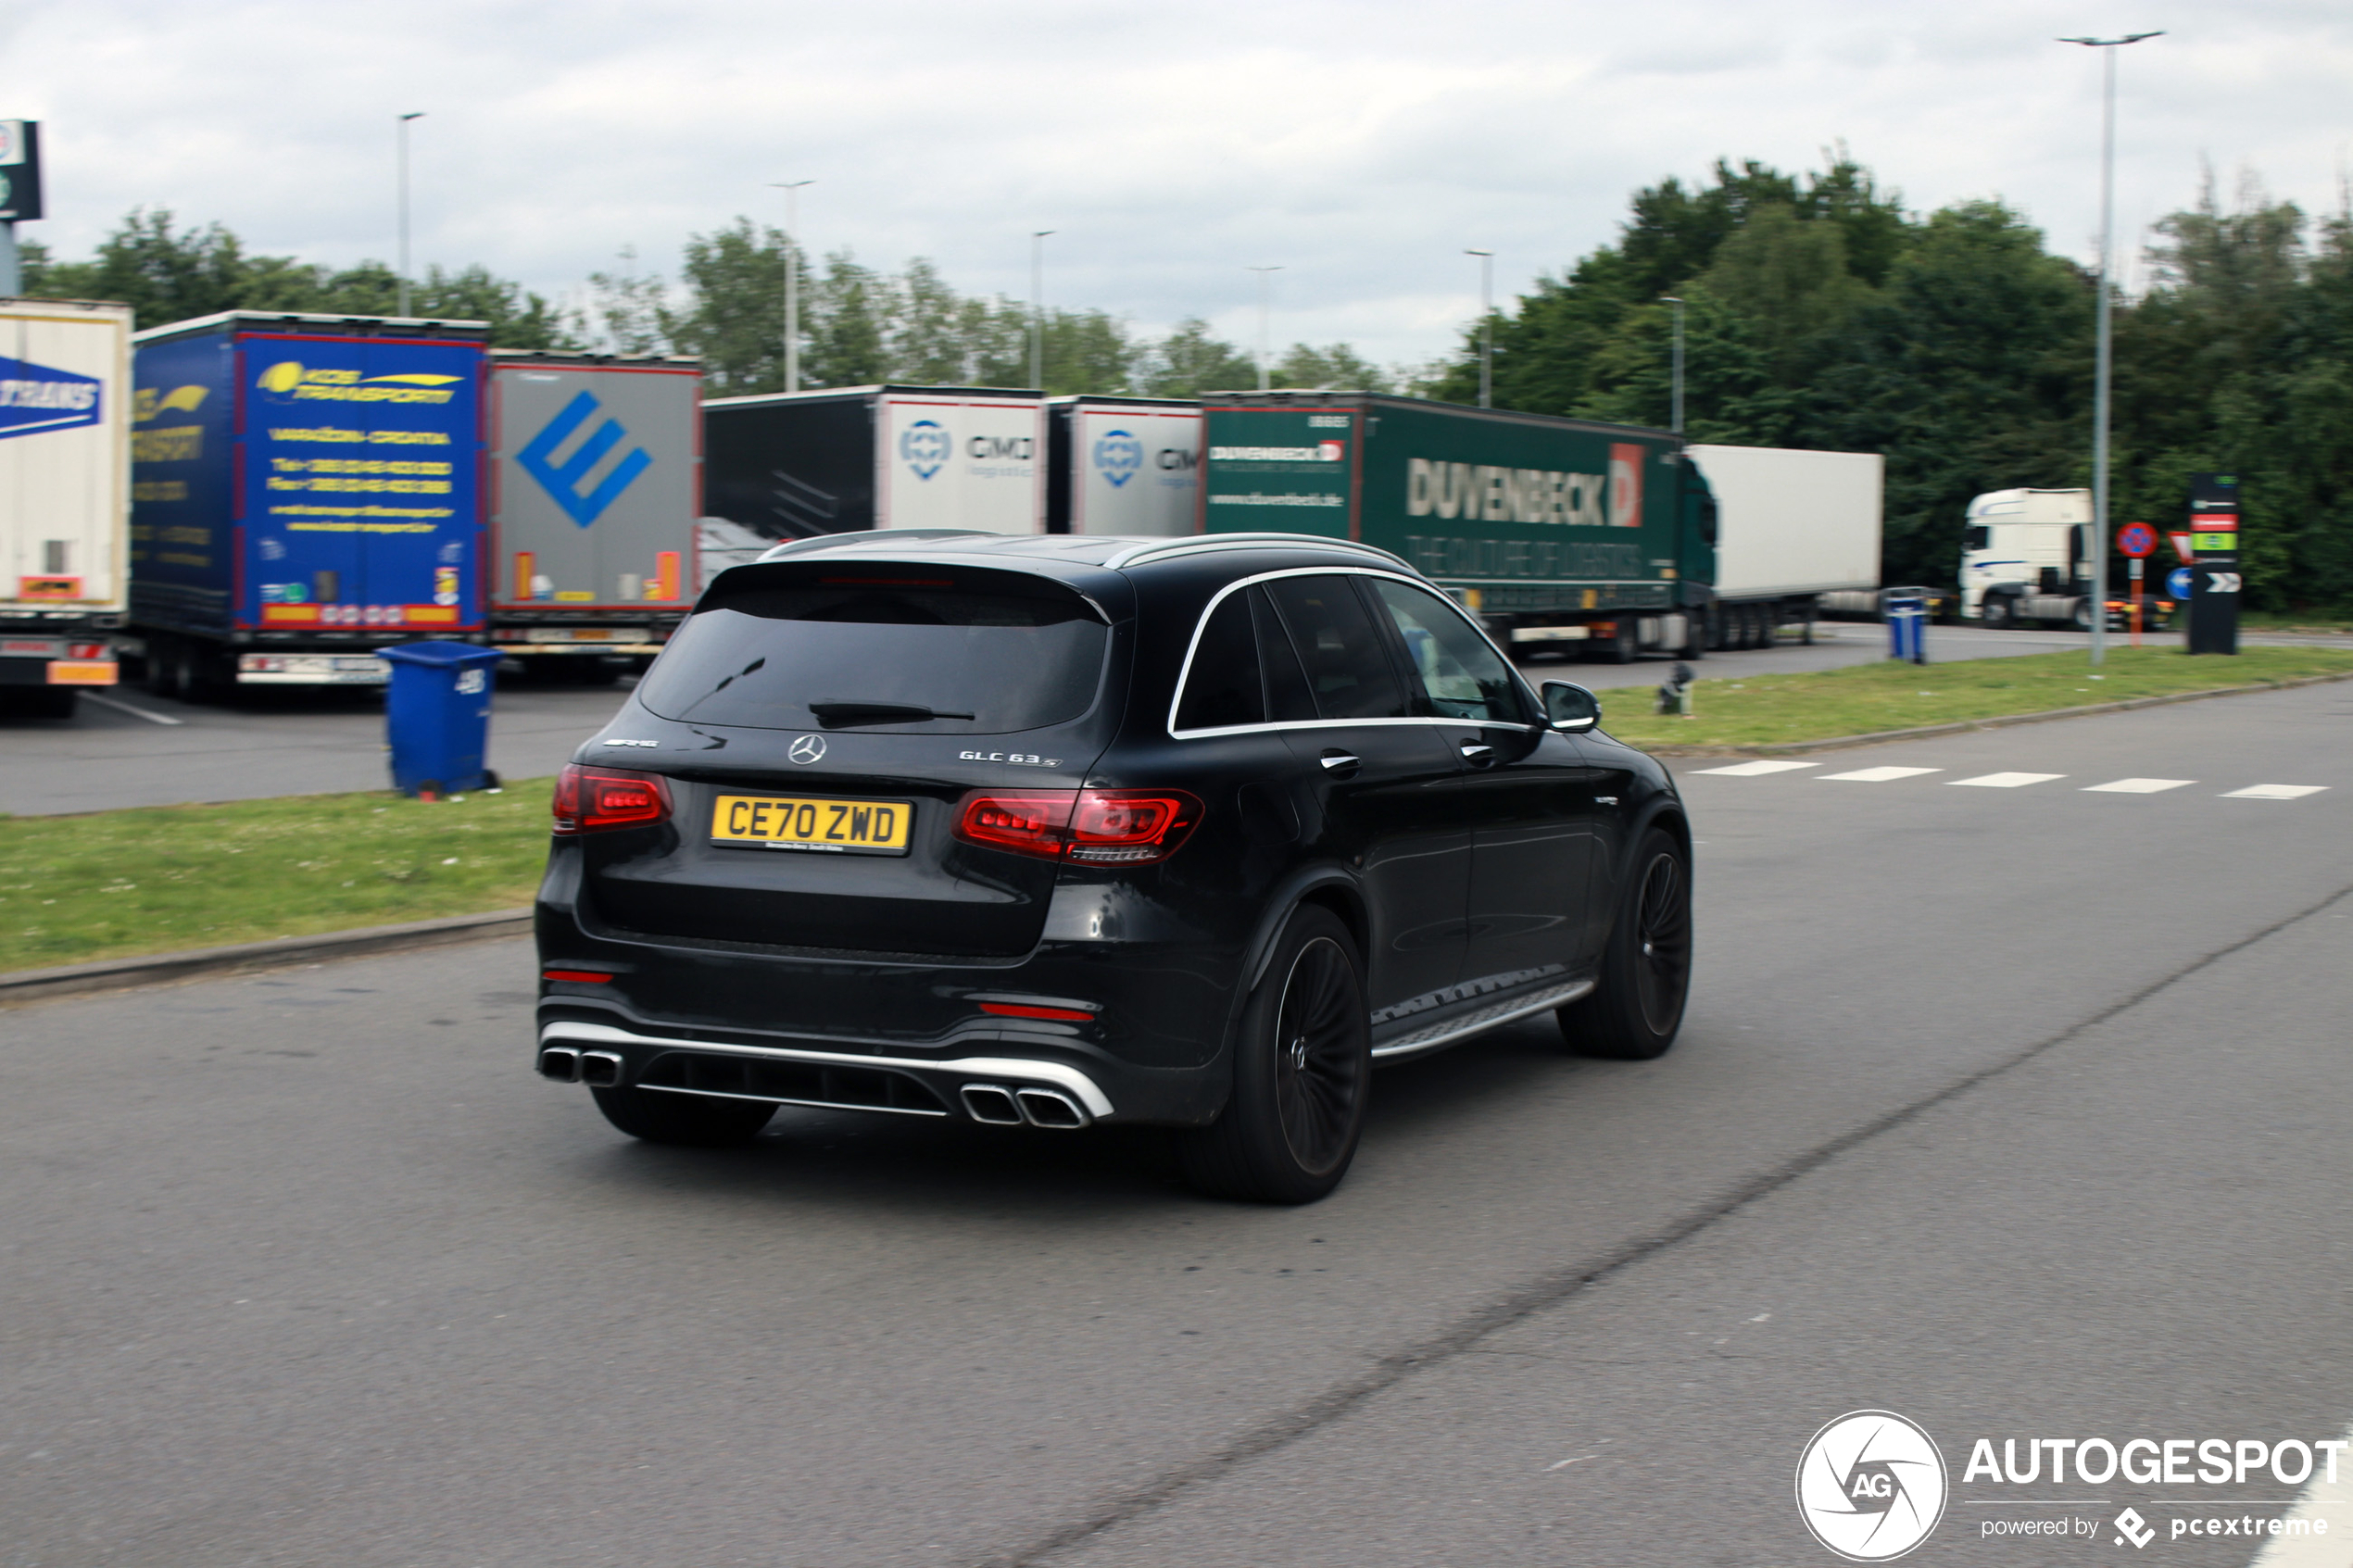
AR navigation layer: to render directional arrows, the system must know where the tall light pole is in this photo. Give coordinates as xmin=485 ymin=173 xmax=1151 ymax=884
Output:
xmin=769 ymin=181 xmax=813 ymax=394
xmin=1246 ymin=265 xmax=1282 ymax=392
xmin=2060 ymin=30 xmax=2160 ymax=667
xmin=1465 ymin=249 xmax=1494 ymax=408
xmin=1029 ymin=230 xmax=1054 ymax=391
xmin=396 ymin=113 xmax=424 ymax=317
xmin=1659 ymin=295 xmax=1685 ymax=435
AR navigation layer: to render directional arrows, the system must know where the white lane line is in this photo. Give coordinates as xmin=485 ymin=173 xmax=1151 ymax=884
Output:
xmin=2083 ymin=778 xmax=2195 ymax=794
xmin=2224 ymin=784 xmax=2331 ymax=800
xmin=1690 ymin=760 xmax=1820 ymax=777
xmin=1818 ymin=766 xmax=1943 ymax=783
xmin=2247 ymin=1421 xmax=2352 ymax=1565
xmin=1950 ymin=772 xmax=2066 ymax=788
xmin=82 ymin=692 xmax=185 ymax=726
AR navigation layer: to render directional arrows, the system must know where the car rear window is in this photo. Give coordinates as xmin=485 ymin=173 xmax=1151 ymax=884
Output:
xmin=637 ymin=564 xmax=1110 ymax=734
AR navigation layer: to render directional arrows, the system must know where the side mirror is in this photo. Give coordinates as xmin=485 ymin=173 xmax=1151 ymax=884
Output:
xmin=1541 ymin=681 xmax=1601 ymax=734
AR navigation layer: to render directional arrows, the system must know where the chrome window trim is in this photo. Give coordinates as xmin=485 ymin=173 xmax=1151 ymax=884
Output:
xmin=540 ymin=1020 xmax=1115 ymax=1119
xmin=1165 ymin=566 xmax=1540 ymax=740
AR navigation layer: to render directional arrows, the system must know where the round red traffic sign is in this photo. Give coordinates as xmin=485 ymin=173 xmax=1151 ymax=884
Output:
xmin=2117 ymin=521 xmax=2158 ymax=558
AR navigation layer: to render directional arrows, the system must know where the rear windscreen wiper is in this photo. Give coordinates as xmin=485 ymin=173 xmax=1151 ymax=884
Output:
xmin=808 ymin=699 xmax=976 ymax=727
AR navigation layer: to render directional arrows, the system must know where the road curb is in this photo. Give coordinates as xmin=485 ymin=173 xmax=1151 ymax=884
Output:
xmin=0 ymin=908 xmax=534 ymax=1008
xmin=1642 ymin=668 xmax=2353 ymax=759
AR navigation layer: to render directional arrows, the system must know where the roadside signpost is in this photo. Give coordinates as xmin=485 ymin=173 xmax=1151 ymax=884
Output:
xmin=2117 ymin=521 xmax=2156 ymax=646
xmin=2185 ymin=474 xmax=2240 ymax=656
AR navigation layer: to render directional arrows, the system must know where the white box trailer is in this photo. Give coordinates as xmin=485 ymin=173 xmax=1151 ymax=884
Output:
xmin=702 ymin=386 xmax=1045 ymax=548
xmin=1686 ymin=444 xmax=1882 ymax=650
xmin=1 ymin=296 xmax=130 ymax=715
xmin=1045 ymin=395 xmax=1202 ymax=535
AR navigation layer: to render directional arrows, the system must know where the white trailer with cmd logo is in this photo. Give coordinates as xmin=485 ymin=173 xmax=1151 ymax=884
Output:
xmin=1045 ymin=395 xmax=1202 ymax=534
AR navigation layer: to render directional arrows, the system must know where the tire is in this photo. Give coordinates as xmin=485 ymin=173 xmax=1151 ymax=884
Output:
xmin=1178 ymin=906 xmax=1371 ymax=1204
xmin=1604 ymin=618 xmax=1637 ymax=664
xmin=590 ymin=1085 xmax=776 ymax=1147
xmin=1559 ymin=827 xmax=1692 ymax=1061
xmin=1981 ymin=596 xmax=2013 ymax=631
xmin=2070 ymin=600 xmax=2093 ymax=632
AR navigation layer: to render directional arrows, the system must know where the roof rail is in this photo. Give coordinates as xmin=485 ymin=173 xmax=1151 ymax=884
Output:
xmin=1101 ymin=533 xmax=1412 ymax=572
xmin=755 ymin=530 xmax=990 ymax=561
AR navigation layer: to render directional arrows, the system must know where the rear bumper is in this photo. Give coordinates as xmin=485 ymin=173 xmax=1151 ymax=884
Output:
xmin=533 ymin=894 xmax=1243 ymax=1128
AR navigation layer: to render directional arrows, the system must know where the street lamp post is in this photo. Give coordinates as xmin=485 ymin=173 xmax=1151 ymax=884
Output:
xmin=2059 ymin=29 xmax=2161 ymax=668
xmin=1246 ymin=266 xmax=1282 ymax=393
xmin=769 ymin=181 xmax=813 ymax=394
xmin=1659 ymin=295 xmax=1685 ymax=435
xmin=1030 ymin=230 xmax=1054 ymax=391
xmin=1465 ymin=249 xmax=1494 ymax=408
xmin=396 ymin=113 xmax=424 ymax=317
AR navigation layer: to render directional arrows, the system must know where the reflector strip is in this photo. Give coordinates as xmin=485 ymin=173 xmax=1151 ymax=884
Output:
xmin=978 ymin=1002 xmax=1095 ymax=1022
xmin=543 ymin=969 xmax=613 ymax=983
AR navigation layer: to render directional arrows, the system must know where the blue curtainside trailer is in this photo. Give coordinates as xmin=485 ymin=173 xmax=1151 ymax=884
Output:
xmin=127 ymin=311 xmax=490 ymax=696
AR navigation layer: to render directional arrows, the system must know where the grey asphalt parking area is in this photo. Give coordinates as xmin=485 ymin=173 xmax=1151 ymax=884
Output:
xmin=3 ymin=682 xmax=2346 ymax=1565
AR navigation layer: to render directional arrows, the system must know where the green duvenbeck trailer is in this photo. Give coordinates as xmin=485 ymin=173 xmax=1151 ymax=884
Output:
xmin=1198 ymin=391 xmax=1717 ymax=662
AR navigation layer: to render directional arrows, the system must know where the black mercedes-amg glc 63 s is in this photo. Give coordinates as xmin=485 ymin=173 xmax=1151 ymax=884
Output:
xmin=534 ymin=530 xmax=1692 ymax=1203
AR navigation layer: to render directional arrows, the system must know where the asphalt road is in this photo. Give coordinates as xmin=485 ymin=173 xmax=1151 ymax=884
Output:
xmin=4 ymin=684 xmax=2349 ymax=1567
xmin=8 ymin=621 xmax=2340 ymax=816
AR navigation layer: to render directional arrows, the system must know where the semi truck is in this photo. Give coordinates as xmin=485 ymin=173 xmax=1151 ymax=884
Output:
xmin=485 ymin=349 xmax=702 ymax=681
xmin=1957 ymin=487 xmax=2168 ymax=631
xmin=1045 ymin=395 xmax=1201 ymax=534
xmin=1199 ymin=390 xmax=1710 ymax=661
xmin=128 ymin=311 xmax=491 ymax=696
xmin=1685 ymin=443 xmax=1881 ymax=649
xmin=702 ymin=385 xmax=1045 ymax=544
xmin=2 ymin=296 xmax=132 ymax=717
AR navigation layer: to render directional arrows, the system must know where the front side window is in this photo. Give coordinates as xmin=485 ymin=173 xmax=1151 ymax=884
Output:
xmin=1262 ymin=575 xmax=1409 ymax=721
xmin=1368 ymin=579 xmax=1523 ymax=722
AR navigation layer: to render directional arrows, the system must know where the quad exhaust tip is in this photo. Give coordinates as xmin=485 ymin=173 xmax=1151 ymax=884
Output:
xmin=537 ymin=1047 xmax=623 ymax=1087
xmin=961 ymin=1083 xmax=1090 ymax=1129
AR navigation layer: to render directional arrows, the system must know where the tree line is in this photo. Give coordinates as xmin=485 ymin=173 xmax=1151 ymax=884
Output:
xmin=1423 ymin=155 xmax=2353 ymax=611
xmin=28 ymin=159 xmax=2349 ymax=609
xmin=20 ymin=211 xmax=1389 ymax=400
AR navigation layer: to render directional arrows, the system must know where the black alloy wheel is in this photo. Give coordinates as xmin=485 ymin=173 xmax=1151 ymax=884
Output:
xmin=1179 ymin=905 xmax=1371 ymax=1204
xmin=1560 ymin=827 xmax=1692 ymax=1060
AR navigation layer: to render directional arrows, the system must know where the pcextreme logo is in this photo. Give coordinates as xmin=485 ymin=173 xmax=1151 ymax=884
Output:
xmin=255 ymin=361 xmax=463 ymax=405
xmin=1796 ymin=1411 xmax=1949 ymax=1562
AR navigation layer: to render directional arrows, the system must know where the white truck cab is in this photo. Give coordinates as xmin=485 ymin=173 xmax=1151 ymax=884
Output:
xmin=1959 ymin=488 xmax=2097 ymax=629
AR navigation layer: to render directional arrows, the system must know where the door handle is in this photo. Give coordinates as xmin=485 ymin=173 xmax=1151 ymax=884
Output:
xmin=1318 ymin=750 xmax=1361 ymax=773
xmin=1458 ymin=741 xmax=1496 ymax=762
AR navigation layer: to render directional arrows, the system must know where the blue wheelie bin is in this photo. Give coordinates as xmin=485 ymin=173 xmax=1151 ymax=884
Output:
xmin=1885 ymin=595 xmax=1927 ymax=665
xmin=379 ymin=642 xmax=504 ymax=797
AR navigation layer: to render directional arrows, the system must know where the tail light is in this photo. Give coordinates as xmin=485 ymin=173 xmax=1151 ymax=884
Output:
xmin=954 ymin=788 xmax=1203 ymax=866
xmin=553 ymin=765 xmax=671 ymax=834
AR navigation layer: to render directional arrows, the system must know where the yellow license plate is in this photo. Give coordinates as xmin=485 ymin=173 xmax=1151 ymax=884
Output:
xmin=711 ymin=794 xmax=914 ymax=855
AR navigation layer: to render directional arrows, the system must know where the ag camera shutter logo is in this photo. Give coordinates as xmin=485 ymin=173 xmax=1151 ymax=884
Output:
xmin=900 ymin=419 xmax=952 ymax=482
xmin=1092 ymin=429 xmax=1143 ymax=488
xmin=1795 ymin=1411 xmax=1948 ymax=1562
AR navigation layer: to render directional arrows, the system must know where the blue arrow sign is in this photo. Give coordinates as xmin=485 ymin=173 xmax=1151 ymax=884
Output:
xmin=2166 ymin=566 xmax=2195 ymax=601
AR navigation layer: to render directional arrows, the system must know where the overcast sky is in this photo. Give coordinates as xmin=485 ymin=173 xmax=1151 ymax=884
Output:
xmin=6 ymin=0 xmax=2348 ymax=368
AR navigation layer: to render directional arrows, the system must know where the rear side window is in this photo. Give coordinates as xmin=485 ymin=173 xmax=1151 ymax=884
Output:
xmin=1173 ymin=593 xmax=1264 ymax=731
xmin=637 ymin=566 xmax=1109 ymax=733
xmin=1262 ymin=575 xmax=1409 ymax=721
xmin=1252 ymin=587 xmax=1319 ymax=722
xmin=1369 ymin=580 xmax=1524 ymax=723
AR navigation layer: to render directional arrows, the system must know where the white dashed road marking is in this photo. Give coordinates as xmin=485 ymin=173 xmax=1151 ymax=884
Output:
xmin=1690 ymin=760 xmax=1820 ymax=776
xmin=1818 ymin=767 xmax=1943 ymax=783
xmin=2223 ymin=784 xmax=2330 ymax=800
xmin=2082 ymin=778 xmax=2196 ymax=793
xmin=1949 ymin=772 xmax=2065 ymax=788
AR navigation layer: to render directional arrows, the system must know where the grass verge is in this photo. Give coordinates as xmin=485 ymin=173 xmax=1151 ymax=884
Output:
xmin=1600 ymin=646 xmax=2353 ymax=752
xmin=0 ymin=782 xmax=550 ymax=973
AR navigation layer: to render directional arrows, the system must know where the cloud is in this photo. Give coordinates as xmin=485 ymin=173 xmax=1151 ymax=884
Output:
xmin=6 ymin=0 xmax=2349 ymax=365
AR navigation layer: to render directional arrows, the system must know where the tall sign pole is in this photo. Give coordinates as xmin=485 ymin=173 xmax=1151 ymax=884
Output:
xmin=1 ymin=119 xmax=46 ymax=296
xmin=770 ymin=182 xmax=813 ymax=394
xmin=1030 ymin=230 xmax=1054 ymax=391
xmin=1660 ymin=295 xmax=1686 ymax=435
xmin=396 ymin=113 xmax=424 ymax=317
xmin=2059 ymin=31 xmax=2160 ymax=667
xmin=1247 ymin=266 xmax=1282 ymax=392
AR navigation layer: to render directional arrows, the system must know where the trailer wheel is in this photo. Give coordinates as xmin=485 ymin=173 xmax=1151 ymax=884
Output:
xmin=1604 ymin=619 xmax=1637 ymax=663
